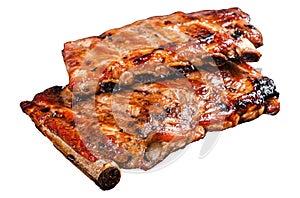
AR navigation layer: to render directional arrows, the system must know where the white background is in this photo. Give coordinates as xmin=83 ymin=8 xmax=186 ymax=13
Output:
xmin=1 ymin=0 xmax=299 ymax=197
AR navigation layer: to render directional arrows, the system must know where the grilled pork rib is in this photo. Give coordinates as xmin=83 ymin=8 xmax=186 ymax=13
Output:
xmin=63 ymin=7 xmax=263 ymax=94
xmin=21 ymin=62 xmax=279 ymax=170
xmin=20 ymin=8 xmax=280 ymax=190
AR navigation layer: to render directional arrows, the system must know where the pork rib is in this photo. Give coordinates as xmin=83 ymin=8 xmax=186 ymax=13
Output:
xmin=21 ymin=62 xmax=279 ymax=171
xmin=20 ymin=8 xmax=280 ymax=190
xmin=63 ymin=7 xmax=263 ymax=94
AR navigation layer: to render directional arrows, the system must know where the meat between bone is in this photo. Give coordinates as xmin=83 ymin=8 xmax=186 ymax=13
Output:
xmin=20 ymin=7 xmax=280 ymax=190
xmin=63 ymin=7 xmax=263 ymax=95
xmin=21 ymin=62 xmax=279 ymax=170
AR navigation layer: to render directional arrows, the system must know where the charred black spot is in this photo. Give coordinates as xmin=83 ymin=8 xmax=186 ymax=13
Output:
xmin=241 ymin=52 xmax=260 ymax=62
xmin=133 ymin=53 xmax=152 ymax=65
xmin=235 ymin=77 xmax=279 ymax=110
xmin=231 ymin=29 xmax=243 ymax=39
xmin=98 ymin=32 xmax=112 ymax=39
xmin=40 ymin=107 xmax=50 ymax=113
xmin=235 ymin=98 xmax=255 ymax=109
xmin=189 ymin=27 xmax=215 ymax=43
xmin=164 ymin=107 xmax=172 ymax=114
xmin=156 ymin=46 xmax=165 ymax=50
xmin=196 ymin=29 xmax=214 ymax=42
xmin=97 ymin=82 xmax=116 ymax=94
xmin=212 ymin=56 xmax=226 ymax=65
xmin=43 ymin=86 xmax=63 ymax=99
xmin=164 ymin=20 xmax=172 ymax=25
xmin=69 ymin=121 xmax=75 ymax=127
xmin=52 ymin=111 xmax=65 ymax=119
xmin=52 ymin=111 xmax=58 ymax=117
xmin=101 ymin=64 xmax=204 ymax=93
xmin=254 ymin=77 xmax=279 ymax=99
xmin=228 ymin=88 xmax=237 ymax=93
xmin=245 ymin=24 xmax=256 ymax=29
xmin=20 ymin=101 xmax=33 ymax=113
xmin=66 ymin=154 xmax=75 ymax=162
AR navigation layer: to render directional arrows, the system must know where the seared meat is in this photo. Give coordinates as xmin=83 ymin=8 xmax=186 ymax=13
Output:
xmin=63 ymin=7 xmax=263 ymax=94
xmin=20 ymin=7 xmax=280 ymax=190
xmin=20 ymin=62 xmax=279 ymax=170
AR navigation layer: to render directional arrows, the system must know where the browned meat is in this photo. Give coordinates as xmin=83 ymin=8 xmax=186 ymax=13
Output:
xmin=20 ymin=8 xmax=280 ymax=190
xmin=63 ymin=7 xmax=263 ymax=94
xmin=21 ymin=62 xmax=279 ymax=171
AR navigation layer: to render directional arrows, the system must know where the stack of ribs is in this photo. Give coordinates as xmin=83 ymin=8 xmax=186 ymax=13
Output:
xmin=20 ymin=7 xmax=280 ymax=190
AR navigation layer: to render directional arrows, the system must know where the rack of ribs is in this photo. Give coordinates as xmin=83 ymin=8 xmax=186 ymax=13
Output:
xmin=20 ymin=7 xmax=280 ymax=190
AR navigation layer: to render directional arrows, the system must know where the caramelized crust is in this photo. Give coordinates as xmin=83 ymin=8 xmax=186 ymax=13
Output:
xmin=63 ymin=7 xmax=263 ymax=94
xmin=20 ymin=8 xmax=280 ymax=190
xmin=21 ymin=62 xmax=279 ymax=170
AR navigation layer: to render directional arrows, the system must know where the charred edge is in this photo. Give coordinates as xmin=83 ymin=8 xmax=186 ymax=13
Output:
xmin=66 ymin=154 xmax=75 ymax=162
xmin=46 ymin=86 xmax=64 ymax=96
xmin=96 ymin=167 xmax=121 ymax=191
xmin=112 ymin=72 xmax=183 ymax=93
xmin=42 ymin=86 xmax=65 ymax=105
xmin=98 ymin=32 xmax=113 ymax=40
xmin=241 ymin=52 xmax=261 ymax=62
xmin=96 ymin=65 xmax=199 ymax=94
xmin=235 ymin=77 xmax=279 ymax=109
xmin=244 ymin=24 xmax=256 ymax=29
xmin=20 ymin=101 xmax=34 ymax=113
xmin=254 ymin=77 xmax=279 ymax=99
xmin=34 ymin=125 xmax=46 ymax=136
xmin=235 ymin=97 xmax=261 ymax=109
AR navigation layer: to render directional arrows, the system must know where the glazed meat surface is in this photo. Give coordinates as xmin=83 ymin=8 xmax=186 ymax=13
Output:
xmin=63 ymin=7 xmax=263 ymax=95
xmin=21 ymin=62 xmax=279 ymax=170
xmin=20 ymin=8 xmax=280 ymax=190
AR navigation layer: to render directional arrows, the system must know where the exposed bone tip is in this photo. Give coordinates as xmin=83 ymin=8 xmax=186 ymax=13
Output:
xmin=97 ymin=167 xmax=121 ymax=190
